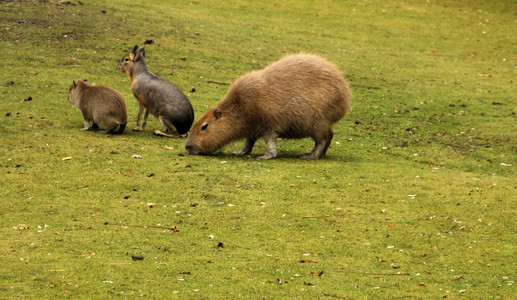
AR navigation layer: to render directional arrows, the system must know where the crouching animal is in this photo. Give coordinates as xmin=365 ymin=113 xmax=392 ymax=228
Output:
xmin=68 ymin=79 xmax=128 ymax=134
xmin=185 ymin=54 xmax=352 ymax=160
xmin=119 ymin=45 xmax=194 ymax=137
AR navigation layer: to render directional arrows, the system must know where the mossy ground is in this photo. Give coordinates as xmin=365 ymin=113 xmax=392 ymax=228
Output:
xmin=1 ymin=0 xmax=515 ymax=298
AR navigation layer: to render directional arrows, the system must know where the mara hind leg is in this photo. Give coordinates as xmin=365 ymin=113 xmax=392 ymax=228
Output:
xmin=301 ymin=128 xmax=334 ymax=160
xmin=233 ymin=138 xmax=257 ymax=156
xmin=154 ymin=116 xmax=180 ymax=137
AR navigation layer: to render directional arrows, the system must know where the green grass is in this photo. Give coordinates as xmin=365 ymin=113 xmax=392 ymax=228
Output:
xmin=1 ymin=0 xmax=516 ymax=298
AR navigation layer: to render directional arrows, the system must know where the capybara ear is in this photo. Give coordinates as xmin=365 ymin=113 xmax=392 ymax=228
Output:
xmin=213 ymin=109 xmax=222 ymax=120
xmin=82 ymin=79 xmax=88 ymax=83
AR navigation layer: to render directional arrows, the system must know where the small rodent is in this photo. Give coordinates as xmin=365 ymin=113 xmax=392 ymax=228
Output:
xmin=68 ymin=79 xmax=128 ymax=134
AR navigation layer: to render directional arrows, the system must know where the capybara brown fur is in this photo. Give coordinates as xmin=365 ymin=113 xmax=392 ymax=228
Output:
xmin=68 ymin=80 xmax=128 ymax=134
xmin=119 ymin=45 xmax=194 ymax=137
xmin=185 ymin=54 xmax=352 ymax=159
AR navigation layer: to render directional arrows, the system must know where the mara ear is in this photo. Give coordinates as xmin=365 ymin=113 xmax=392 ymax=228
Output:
xmin=138 ymin=46 xmax=146 ymax=58
xmin=132 ymin=45 xmax=139 ymax=55
xmin=72 ymin=80 xmax=77 ymax=88
xmin=213 ymin=108 xmax=222 ymax=120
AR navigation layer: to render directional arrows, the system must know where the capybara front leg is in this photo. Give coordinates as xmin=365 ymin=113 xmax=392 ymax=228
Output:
xmin=81 ymin=119 xmax=91 ymax=131
xmin=133 ymin=104 xmax=146 ymax=131
xmin=234 ymin=138 xmax=256 ymax=156
xmin=259 ymin=132 xmax=278 ymax=159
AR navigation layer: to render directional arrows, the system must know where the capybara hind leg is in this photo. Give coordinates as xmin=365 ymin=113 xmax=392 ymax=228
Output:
xmin=301 ymin=142 xmax=326 ymax=160
xmin=259 ymin=132 xmax=278 ymax=159
xmin=321 ymin=129 xmax=334 ymax=156
xmin=234 ymin=138 xmax=257 ymax=156
xmin=101 ymin=125 xmax=119 ymax=134
xmin=301 ymin=130 xmax=333 ymax=160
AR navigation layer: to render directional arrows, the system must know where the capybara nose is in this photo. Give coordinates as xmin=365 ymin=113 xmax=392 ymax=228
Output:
xmin=185 ymin=143 xmax=192 ymax=153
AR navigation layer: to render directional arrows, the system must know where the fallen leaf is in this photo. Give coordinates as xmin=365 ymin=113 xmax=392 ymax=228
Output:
xmin=418 ymin=282 xmax=426 ymax=287
xmin=62 ymin=157 xmax=72 ymax=161
xmin=164 ymin=146 xmax=175 ymax=150
xmin=300 ymin=259 xmax=318 ymax=263
xmin=311 ymin=271 xmax=324 ymax=277
xmin=14 ymin=224 xmax=28 ymax=230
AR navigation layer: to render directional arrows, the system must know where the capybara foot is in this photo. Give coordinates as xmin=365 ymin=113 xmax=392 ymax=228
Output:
xmin=258 ymin=152 xmax=276 ymax=160
xmin=300 ymin=152 xmax=320 ymax=160
xmin=233 ymin=149 xmax=250 ymax=156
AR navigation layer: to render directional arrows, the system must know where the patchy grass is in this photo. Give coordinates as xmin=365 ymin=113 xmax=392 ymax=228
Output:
xmin=1 ymin=0 xmax=516 ymax=298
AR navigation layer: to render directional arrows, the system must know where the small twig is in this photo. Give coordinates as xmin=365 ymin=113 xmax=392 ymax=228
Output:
xmin=206 ymin=80 xmax=229 ymax=85
xmin=104 ymin=223 xmax=178 ymax=231
xmin=302 ymin=213 xmax=348 ymax=219
xmin=367 ymin=273 xmax=410 ymax=276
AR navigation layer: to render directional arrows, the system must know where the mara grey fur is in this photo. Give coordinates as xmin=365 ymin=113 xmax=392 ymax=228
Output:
xmin=119 ymin=45 xmax=194 ymax=137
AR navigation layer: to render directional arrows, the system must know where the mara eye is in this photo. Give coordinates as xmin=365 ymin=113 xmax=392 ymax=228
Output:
xmin=124 ymin=57 xmax=130 ymax=62
xmin=201 ymin=123 xmax=209 ymax=131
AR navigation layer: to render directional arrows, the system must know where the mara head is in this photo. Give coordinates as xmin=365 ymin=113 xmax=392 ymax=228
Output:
xmin=118 ymin=45 xmax=145 ymax=74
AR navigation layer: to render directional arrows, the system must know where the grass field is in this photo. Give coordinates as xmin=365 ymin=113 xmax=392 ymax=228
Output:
xmin=1 ymin=0 xmax=516 ymax=298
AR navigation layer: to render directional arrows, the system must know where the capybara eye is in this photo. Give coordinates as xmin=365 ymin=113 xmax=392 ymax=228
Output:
xmin=201 ymin=123 xmax=208 ymax=131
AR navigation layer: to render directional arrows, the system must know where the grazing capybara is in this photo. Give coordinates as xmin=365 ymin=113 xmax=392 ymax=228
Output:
xmin=185 ymin=54 xmax=352 ymax=159
xmin=118 ymin=45 xmax=194 ymax=137
xmin=68 ymin=79 xmax=128 ymax=134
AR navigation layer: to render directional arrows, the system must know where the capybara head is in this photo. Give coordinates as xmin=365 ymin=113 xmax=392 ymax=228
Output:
xmin=185 ymin=107 xmax=240 ymax=155
xmin=118 ymin=45 xmax=145 ymax=74
xmin=68 ymin=79 xmax=87 ymax=105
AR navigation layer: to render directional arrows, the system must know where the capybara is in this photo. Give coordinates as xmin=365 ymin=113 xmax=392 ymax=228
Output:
xmin=68 ymin=79 xmax=128 ymax=134
xmin=185 ymin=54 xmax=352 ymax=159
xmin=118 ymin=45 xmax=194 ymax=137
